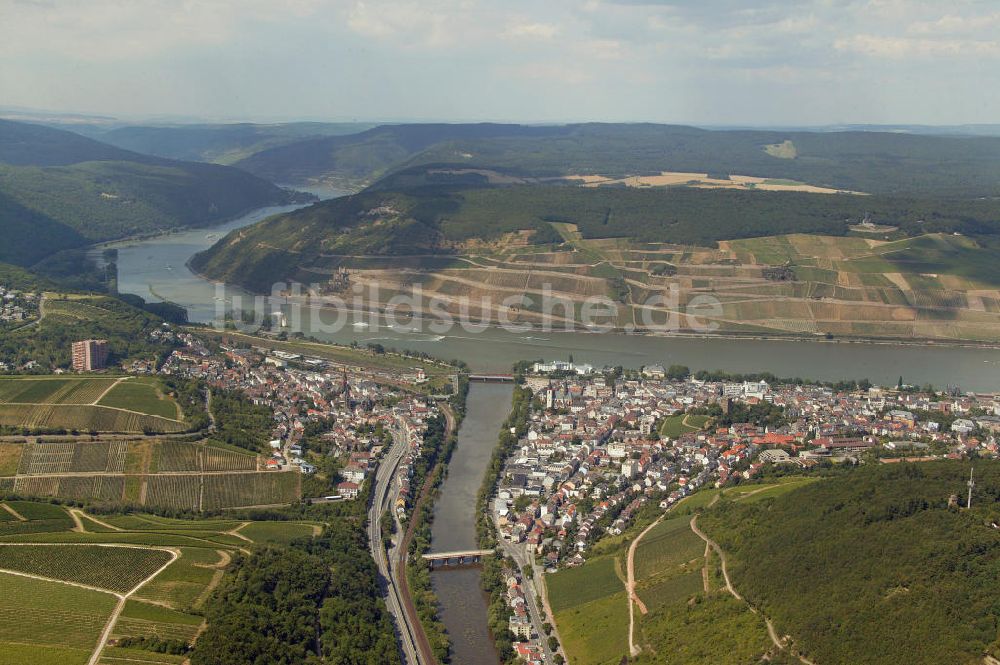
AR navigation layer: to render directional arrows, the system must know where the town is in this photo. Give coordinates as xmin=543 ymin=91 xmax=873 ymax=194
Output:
xmin=492 ymin=361 xmax=1000 ymax=567
xmin=159 ymin=330 xmax=439 ymax=502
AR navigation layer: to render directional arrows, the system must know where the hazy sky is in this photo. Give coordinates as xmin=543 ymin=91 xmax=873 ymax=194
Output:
xmin=3 ymin=0 xmax=1000 ymax=125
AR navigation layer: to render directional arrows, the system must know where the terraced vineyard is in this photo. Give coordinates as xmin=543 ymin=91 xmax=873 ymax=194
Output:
xmin=297 ymin=228 xmax=1000 ymax=342
xmin=0 ymin=544 xmax=173 ymax=593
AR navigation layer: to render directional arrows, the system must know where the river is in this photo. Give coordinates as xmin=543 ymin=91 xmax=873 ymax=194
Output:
xmin=105 ymin=199 xmax=1000 ymax=661
xmin=429 ymin=382 xmax=512 ymax=665
xmin=105 ymin=198 xmax=1000 ymax=391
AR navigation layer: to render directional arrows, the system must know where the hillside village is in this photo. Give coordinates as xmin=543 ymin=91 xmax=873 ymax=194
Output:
xmin=492 ymin=364 xmax=1000 ymax=569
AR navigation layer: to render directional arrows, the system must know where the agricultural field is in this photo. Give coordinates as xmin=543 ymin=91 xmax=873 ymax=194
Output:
xmin=0 ymin=376 xmax=188 ymax=434
xmin=0 ymin=499 xmax=321 ymax=664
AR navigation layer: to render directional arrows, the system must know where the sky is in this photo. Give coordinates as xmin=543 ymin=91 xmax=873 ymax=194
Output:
xmin=2 ymin=0 xmax=1000 ymax=125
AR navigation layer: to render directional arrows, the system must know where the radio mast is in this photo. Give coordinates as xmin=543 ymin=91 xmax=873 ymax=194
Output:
xmin=967 ymin=467 xmax=975 ymax=509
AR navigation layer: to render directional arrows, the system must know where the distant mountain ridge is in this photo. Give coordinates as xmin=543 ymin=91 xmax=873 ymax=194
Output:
xmin=232 ymin=123 xmax=573 ymax=187
xmin=0 ymin=119 xmax=301 ymax=266
xmin=231 ymin=121 xmax=1000 ymax=197
xmin=88 ymin=121 xmax=375 ymax=165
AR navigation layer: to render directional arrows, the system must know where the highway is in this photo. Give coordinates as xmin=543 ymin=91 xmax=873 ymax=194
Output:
xmin=368 ymin=420 xmax=422 ymax=665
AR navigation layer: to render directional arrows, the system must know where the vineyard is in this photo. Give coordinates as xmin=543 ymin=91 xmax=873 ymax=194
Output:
xmin=0 ymin=403 xmax=188 ymax=433
xmin=0 ymin=544 xmax=173 ymax=594
xmin=97 ymin=378 xmax=181 ymax=420
xmin=201 ymin=471 xmax=301 ymax=510
xmin=0 ymin=499 xmax=322 ymax=663
xmin=113 ymin=600 xmax=202 ymax=643
xmin=153 ymin=441 xmax=256 ymax=472
xmin=13 ymin=475 xmax=127 ymax=503
xmin=0 ymin=376 xmax=189 ymax=434
xmin=0 ymin=571 xmax=117 ymax=665
xmin=18 ymin=440 xmax=128 ymax=475
xmin=144 ymin=475 xmax=200 ymax=511
xmin=0 ymin=377 xmax=119 ymax=405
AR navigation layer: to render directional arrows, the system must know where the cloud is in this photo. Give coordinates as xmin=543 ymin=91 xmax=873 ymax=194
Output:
xmin=907 ymin=11 xmax=1000 ymax=35
xmin=835 ymin=33 xmax=1000 ymax=58
xmin=503 ymin=22 xmax=559 ymax=40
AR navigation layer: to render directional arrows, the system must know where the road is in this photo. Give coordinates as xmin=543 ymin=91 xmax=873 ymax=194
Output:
xmin=368 ymin=419 xmax=422 ymax=665
xmin=493 ymin=517 xmax=563 ymax=664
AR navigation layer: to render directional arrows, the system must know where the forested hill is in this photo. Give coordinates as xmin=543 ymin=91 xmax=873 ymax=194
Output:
xmin=88 ymin=121 xmax=374 ymax=165
xmin=191 ymin=182 xmax=1000 ymax=292
xmin=0 ymin=119 xmax=302 ymax=266
xmin=232 ymin=121 xmax=1000 ymax=196
xmin=232 ymin=122 xmax=573 ymax=186
xmin=699 ymin=462 xmax=1000 ymax=665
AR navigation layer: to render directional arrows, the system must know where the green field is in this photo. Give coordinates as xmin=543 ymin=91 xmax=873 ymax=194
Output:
xmin=238 ymin=520 xmax=317 ymax=545
xmin=659 ymin=413 xmax=711 ymax=438
xmin=97 ymin=377 xmax=180 ymax=420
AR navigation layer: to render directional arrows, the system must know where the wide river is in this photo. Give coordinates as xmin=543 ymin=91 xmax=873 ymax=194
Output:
xmin=107 ymin=196 xmax=1000 ymax=392
xmin=106 ymin=198 xmax=999 ymax=660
